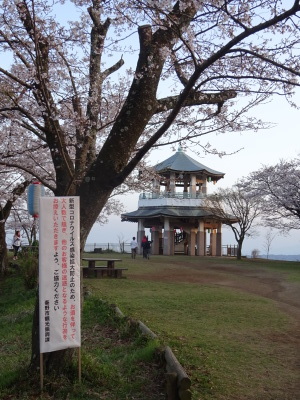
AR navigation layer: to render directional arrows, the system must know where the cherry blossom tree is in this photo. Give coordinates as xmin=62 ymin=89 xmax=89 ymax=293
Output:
xmin=0 ymin=168 xmax=29 ymax=273
xmin=1 ymin=0 xmax=300 ymax=373
xmin=1 ymin=0 xmax=300 ymax=251
xmin=205 ymin=185 xmax=262 ymax=259
xmin=242 ymin=158 xmax=300 ymax=231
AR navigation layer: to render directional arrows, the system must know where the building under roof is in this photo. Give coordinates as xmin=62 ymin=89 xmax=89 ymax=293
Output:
xmin=121 ymin=147 xmax=237 ymax=256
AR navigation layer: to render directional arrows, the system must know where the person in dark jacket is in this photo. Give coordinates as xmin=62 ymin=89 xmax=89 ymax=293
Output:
xmin=141 ymin=235 xmax=151 ymax=259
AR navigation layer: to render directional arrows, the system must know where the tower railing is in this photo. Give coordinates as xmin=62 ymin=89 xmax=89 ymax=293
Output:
xmin=139 ymin=192 xmax=207 ymax=200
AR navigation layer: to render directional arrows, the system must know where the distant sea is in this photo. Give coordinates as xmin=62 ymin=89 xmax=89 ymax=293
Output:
xmin=253 ymin=254 xmax=300 ymax=262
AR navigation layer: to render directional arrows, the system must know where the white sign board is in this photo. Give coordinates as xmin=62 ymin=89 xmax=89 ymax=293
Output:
xmin=39 ymin=197 xmax=81 ymax=353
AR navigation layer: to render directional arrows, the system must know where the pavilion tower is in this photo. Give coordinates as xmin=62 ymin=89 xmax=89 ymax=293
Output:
xmin=122 ymin=147 xmax=235 ymax=256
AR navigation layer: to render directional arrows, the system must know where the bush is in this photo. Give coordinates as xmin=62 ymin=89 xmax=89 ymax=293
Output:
xmin=251 ymin=249 xmax=260 ymax=258
xmin=19 ymin=253 xmax=38 ymax=290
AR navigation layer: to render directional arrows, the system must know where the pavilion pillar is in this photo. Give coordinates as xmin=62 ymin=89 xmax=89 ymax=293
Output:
xmin=202 ymin=179 xmax=207 ymax=194
xmin=197 ymin=221 xmax=206 ymax=256
xmin=189 ymin=174 xmax=197 ymax=198
xmin=153 ymin=178 xmax=160 ymax=194
xmin=163 ymin=218 xmax=173 ymax=255
xmin=189 ymin=230 xmax=196 ymax=256
xmin=216 ymin=223 xmax=222 ymax=256
xmin=151 ymin=227 xmax=160 ymax=255
xmin=170 ymin=172 xmax=176 ymax=194
xmin=159 ymin=230 xmax=163 ymax=255
xmin=210 ymin=229 xmax=217 ymax=256
xmin=137 ymin=219 xmax=145 ymax=255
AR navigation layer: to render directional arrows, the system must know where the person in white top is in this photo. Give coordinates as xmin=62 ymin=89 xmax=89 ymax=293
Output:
xmin=130 ymin=237 xmax=138 ymax=259
xmin=13 ymin=230 xmax=21 ymax=260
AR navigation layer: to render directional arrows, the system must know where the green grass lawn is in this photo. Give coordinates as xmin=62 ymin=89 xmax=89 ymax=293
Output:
xmin=0 ymin=263 xmax=164 ymax=400
xmin=1 ymin=253 xmax=299 ymax=399
xmin=84 ymin=253 xmax=300 ymax=399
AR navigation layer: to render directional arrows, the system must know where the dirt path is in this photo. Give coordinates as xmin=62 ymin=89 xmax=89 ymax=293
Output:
xmin=195 ymin=262 xmax=300 ymax=320
xmin=137 ymin=260 xmax=300 ymax=320
xmin=134 ymin=258 xmax=300 ymax=398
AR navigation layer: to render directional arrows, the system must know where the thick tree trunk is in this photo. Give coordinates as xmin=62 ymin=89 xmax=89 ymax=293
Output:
xmin=0 ymin=222 xmax=8 ymax=275
xmin=236 ymin=242 xmax=242 ymax=260
xmin=30 ymin=295 xmax=40 ymax=370
xmin=30 ymin=295 xmax=76 ymax=375
xmin=78 ymin=187 xmax=112 ymax=248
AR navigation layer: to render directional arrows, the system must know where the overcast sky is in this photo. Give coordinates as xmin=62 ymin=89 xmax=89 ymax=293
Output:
xmin=88 ymin=90 xmax=300 ymax=256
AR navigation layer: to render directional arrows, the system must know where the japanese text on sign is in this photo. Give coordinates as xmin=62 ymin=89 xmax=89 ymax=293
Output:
xmin=39 ymin=197 xmax=81 ymax=353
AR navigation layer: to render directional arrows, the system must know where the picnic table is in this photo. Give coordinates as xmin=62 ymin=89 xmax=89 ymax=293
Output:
xmin=82 ymin=257 xmax=122 ymax=269
xmin=81 ymin=257 xmax=127 ymax=278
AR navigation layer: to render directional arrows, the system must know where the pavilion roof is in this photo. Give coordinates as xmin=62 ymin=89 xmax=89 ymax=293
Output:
xmin=121 ymin=206 xmax=238 ymax=223
xmin=154 ymin=147 xmax=225 ymax=180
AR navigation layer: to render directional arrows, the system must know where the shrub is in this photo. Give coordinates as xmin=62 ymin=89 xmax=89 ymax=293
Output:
xmin=251 ymin=249 xmax=260 ymax=258
xmin=19 ymin=253 xmax=38 ymax=290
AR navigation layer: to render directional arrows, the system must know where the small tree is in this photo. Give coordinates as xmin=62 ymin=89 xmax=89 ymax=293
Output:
xmin=117 ymin=233 xmax=125 ymax=253
xmin=205 ymin=185 xmax=262 ymax=259
xmin=263 ymin=229 xmax=278 ymax=259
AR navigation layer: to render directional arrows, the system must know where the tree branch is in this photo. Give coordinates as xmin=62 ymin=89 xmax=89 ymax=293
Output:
xmin=0 ymin=67 xmax=33 ymax=90
xmin=156 ymin=90 xmax=237 ymax=113
xmin=101 ymin=57 xmax=125 ymax=80
xmin=0 ymin=160 xmax=56 ymax=192
xmin=1 ymin=180 xmax=30 ymax=220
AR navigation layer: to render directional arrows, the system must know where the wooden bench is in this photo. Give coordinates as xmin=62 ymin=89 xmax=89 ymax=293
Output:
xmin=82 ymin=267 xmax=128 ymax=279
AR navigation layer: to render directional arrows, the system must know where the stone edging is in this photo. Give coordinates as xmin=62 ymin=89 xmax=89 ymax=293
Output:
xmin=113 ymin=305 xmax=192 ymax=400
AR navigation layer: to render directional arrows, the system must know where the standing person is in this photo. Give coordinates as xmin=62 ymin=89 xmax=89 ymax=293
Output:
xmin=141 ymin=235 xmax=148 ymax=259
xmin=141 ymin=235 xmax=151 ymax=259
xmin=12 ymin=230 xmax=21 ymax=260
xmin=130 ymin=237 xmax=138 ymax=259
xmin=144 ymin=239 xmax=151 ymax=259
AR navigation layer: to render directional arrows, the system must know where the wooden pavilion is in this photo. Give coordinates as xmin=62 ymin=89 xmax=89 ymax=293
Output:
xmin=121 ymin=148 xmax=237 ymax=256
